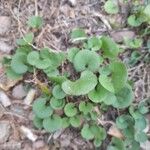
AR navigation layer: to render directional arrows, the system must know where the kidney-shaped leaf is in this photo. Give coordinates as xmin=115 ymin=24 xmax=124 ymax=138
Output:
xmin=33 ymin=97 xmax=53 ymax=119
xmin=79 ymin=101 xmax=93 ymax=115
xmin=52 ymin=85 xmax=66 ymax=99
xmin=50 ymin=97 xmax=65 ymax=110
xmin=64 ymin=103 xmax=77 ymax=117
xmin=62 ymin=71 xmax=97 ymax=95
xmin=70 ymin=116 xmax=81 ymax=128
xmin=27 ymin=51 xmax=39 ymax=66
xmin=73 ymin=50 xmax=100 ymax=72
xmin=43 ymin=114 xmax=62 ymax=132
xmin=11 ymin=52 xmax=28 ymax=74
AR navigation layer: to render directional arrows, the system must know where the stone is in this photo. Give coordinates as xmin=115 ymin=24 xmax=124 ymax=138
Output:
xmin=24 ymin=89 xmax=36 ymax=105
xmin=0 ymin=90 xmax=11 ymax=107
xmin=0 ymin=41 xmax=13 ymax=53
xmin=12 ymin=84 xmax=27 ymax=99
xmin=33 ymin=140 xmax=45 ymax=149
xmin=0 ymin=121 xmax=11 ymax=144
xmin=0 ymin=16 xmax=11 ymax=35
xmin=110 ymin=30 xmax=135 ymax=43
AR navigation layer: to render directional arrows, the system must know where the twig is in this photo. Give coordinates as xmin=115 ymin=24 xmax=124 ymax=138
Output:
xmin=35 ymin=0 xmax=38 ymax=16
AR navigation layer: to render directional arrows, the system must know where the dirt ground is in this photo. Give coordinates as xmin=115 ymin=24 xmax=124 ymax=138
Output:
xmin=0 ymin=0 xmax=150 ymax=150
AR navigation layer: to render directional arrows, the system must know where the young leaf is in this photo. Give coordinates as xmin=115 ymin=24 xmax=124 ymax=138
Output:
xmin=11 ymin=52 xmax=28 ymax=74
xmin=64 ymin=103 xmax=77 ymax=117
xmin=134 ymin=117 xmax=147 ymax=131
xmin=33 ymin=97 xmax=53 ymax=119
xmin=33 ymin=116 xmax=43 ymax=129
xmin=27 ymin=16 xmax=43 ymax=29
xmin=73 ymin=50 xmax=100 ymax=72
xmin=52 ymin=85 xmax=66 ymax=99
xmin=6 ymin=67 xmax=22 ymax=79
xmin=43 ymin=114 xmax=62 ymax=132
xmin=35 ymin=59 xmax=52 ymax=69
xmin=127 ymin=15 xmax=144 ymax=27
xmin=79 ymin=101 xmax=93 ymax=115
xmin=81 ymin=124 xmax=94 ymax=140
xmin=62 ymin=117 xmax=70 ymax=128
xmin=50 ymin=97 xmax=65 ymax=110
xmin=71 ymin=28 xmax=87 ymax=42
xmin=104 ymin=0 xmax=119 ymax=14
xmin=16 ymin=33 xmax=34 ymax=46
xmin=93 ymin=138 xmax=102 ymax=147
xmin=27 ymin=51 xmax=39 ymax=66
xmin=70 ymin=116 xmax=81 ymax=127
xmin=87 ymin=37 xmax=102 ymax=51
xmin=62 ymin=71 xmax=97 ymax=95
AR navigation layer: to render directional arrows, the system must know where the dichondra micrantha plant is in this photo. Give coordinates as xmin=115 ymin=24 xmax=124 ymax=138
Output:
xmin=3 ymin=16 xmax=149 ymax=149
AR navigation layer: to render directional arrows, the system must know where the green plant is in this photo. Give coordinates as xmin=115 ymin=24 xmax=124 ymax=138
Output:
xmin=3 ymin=16 xmax=149 ymax=148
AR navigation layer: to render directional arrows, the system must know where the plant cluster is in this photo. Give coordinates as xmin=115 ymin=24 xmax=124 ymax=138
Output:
xmin=3 ymin=16 xmax=149 ymax=149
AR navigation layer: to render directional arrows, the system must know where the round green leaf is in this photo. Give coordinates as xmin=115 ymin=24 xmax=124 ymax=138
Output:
xmin=64 ymin=103 xmax=77 ymax=117
xmin=50 ymin=97 xmax=65 ymax=110
xmin=11 ymin=52 xmax=28 ymax=74
xmin=99 ymin=62 xmax=127 ymax=93
xmin=70 ymin=116 xmax=81 ymax=128
xmin=87 ymin=37 xmax=102 ymax=51
xmin=33 ymin=97 xmax=53 ymax=119
xmin=62 ymin=70 xmax=97 ymax=95
xmin=33 ymin=116 xmax=43 ymax=129
xmin=62 ymin=117 xmax=70 ymax=128
xmin=134 ymin=132 xmax=148 ymax=143
xmin=104 ymin=0 xmax=119 ymax=14
xmin=81 ymin=124 xmax=94 ymax=140
xmin=127 ymin=15 xmax=144 ymax=27
xmin=27 ymin=51 xmax=39 ymax=66
xmin=6 ymin=67 xmax=22 ymax=79
xmin=73 ymin=50 xmax=100 ymax=72
xmin=35 ymin=59 xmax=51 ymax=69
xmin=134 ymin=117 xmax=147 ymax=131
xmin=94 ymin=138 xmax=102 ymax=147
xmin=79 ymin=101 xmax=93 ymax=115
xmin=43 ymin=114 xmax=62 ymax=132
xmin=52 ymin=85 xmax=66 ymax=99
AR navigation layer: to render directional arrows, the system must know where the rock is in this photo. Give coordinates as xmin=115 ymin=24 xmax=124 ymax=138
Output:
xmin=0 ymin=16 xmax=11 ymax=35
xmin=0 ymin=90 xmax=11 ymax=107
xmin=12 ymin=84 xmax=27 ymax=99
xmin=24 ymin=89 xmax=36 ymax=105
xmin=33 ymin=140 xmax=45 ymax=149
xmin=60 ymin=134 xmax=71 ymax=147
xmin=0 ymin=121 xmax=11 ymax=144
xmin=0 ymin=41 xmax=13 ymax=53
xmin=68 ymin=0 xmax=77 ymax=7
xmin=110 ymin=30 xmax=135 ymax=43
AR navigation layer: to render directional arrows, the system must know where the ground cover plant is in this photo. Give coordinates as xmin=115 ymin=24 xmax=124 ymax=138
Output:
xmin=2 ymin=4 xmax=149 ymax=149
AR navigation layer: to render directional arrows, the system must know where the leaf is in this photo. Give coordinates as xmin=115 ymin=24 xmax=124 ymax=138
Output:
xmin=81 ymin=124 xmax=94 ymax=140
xmin=93 ymin=138 xmax=102 ymax=147
xmin=52 ymin=85 xmax=66 ymax=99
xmin=33 ymin=116 xmax=43 ymax=129
xmin=134 ymin=132 xmax=148 ymax=143
xmin=88 ymin=83 xmax=116 ymax=104
xmin=33 ymin=97 xmax=53 ymax=119
xmin=27 ymin=51 xmax=39 ymax=66
xmin=104 ymin=0 xmax=119 ymax=14
xmin=122 ymin=126 xmax=135 ymax=139
xmin=71 ymin=28 xmax=87 ymax=42
xmin=127 ymin=15 xmax=144 ymax=27
xmin=43 ymin=114 xmax=62 ymax=132
xmin=6 ymin=67 xmax=22 ymax=79
xmin=11 ymin=52 xmax=28 ymax=74
xmin=50 ymin=97 xmax=65 ymax=110
xmin=101 ymin=36 xmax=120 ymax=58
xmin=73 ymin=50 xmax=100 ymax=72
xmin=99 ymin=62 xmax=127 ymax=93
xmin=27 ymin=16 xmax=43 ymax=28
xmin=35 ymin=59 xmax=52 ymax=69
xmin=134 ymin=117 xmax=147 ymax=131
xmin=64 ymin=103 xmax=77 ymax=117
xmin=107 ymin=137 xmax=125 ymax=150
xmin=67 ymin=47 xmax=79 ymax=62
xmin=116 ymin=115 xmax=134 ymax=129
xmin=62 ymin=71 xmax=97 ymax=95
xmin=87 ymin=37 xmax=102 ymax=51
xmin=143 ymin=4 xmax=150 ymax=23
xmin=79 ymin=101 xmax=93 ymax=115
xmin=62 ymin=117 xmax=70 ymax=128
xmin=70 ymin=116 xmax=81 ymax=127
xmin=16 ymin=33 xmax=34 ymax=46
xmin=112 ymin=85 xmax=133 ymax=108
